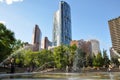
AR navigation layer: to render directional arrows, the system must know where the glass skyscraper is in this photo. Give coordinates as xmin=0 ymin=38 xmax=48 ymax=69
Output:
xmin=53 ymin=1 xmax=72 ymax=46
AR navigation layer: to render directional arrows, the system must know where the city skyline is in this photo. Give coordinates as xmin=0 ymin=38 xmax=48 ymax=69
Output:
xmin=0 ymin=0 xmax=120 ymax=57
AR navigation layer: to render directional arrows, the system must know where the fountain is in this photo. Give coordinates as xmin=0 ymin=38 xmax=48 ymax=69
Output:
xmin=0 ymin=48 xmax=24 ymax=66
xmin=0 ymin=48 xmax=120 ymax=79
xmin=72 ymin=48 xmax=81 ymax=72
xmin=34 ymin=61 xmax=55 ymax=72
xmin=111 ymin=48 xmax=120 ymax=57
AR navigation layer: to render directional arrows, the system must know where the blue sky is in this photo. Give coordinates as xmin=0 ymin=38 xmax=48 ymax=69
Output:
xmin=0 ymin=0 xmax=120 ymax=56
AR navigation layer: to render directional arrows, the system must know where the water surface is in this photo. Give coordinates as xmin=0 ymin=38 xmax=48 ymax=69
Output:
xmin=0 ymin=72 xmax=120 ymax=80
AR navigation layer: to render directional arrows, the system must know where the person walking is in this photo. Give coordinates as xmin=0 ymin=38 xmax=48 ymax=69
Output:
xmin=10 ymin=58 xmax=15 ymax=73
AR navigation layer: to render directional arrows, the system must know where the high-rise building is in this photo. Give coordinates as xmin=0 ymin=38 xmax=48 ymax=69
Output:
xmin=53 ymin=1 xmax=72 ymax=46
xmin=41 ymin=37 xmax=52 ymax=50
xmin=32 ymin=24 xmax=42 ymax=51
xmin=108 ymin=17 xmax=120 ymax=54
xmin=70 ymin=39 xmax=100 ymax=57
xmin=89 ymin=39 xmax=100 ymax=56
xmin=71 ymin=39 xmax=91 ymax=56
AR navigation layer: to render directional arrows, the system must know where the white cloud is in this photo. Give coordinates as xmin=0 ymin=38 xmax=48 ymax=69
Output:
xmin=0 ymin=0 xmax=23 ymax=5
xmin=0 ymin=21 xmax=6 ymax=24
xmin=0 ymin=0 xmax=3 ymax=2
xmin=6 ymin=0 xmax=12 ymax=4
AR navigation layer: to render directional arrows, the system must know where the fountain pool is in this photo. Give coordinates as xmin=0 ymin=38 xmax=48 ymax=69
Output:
xmin=0 ymin=72 xmax=120 ymax=80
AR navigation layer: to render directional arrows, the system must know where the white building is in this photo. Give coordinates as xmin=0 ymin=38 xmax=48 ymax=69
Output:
xmin=89 ymin=39 xmax=100 ymax=56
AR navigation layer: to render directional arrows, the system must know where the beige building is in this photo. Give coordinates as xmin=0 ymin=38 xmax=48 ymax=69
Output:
xmin=71 ymin=39 xmax=100 ymax=57
xmin=108 ymin=17 xmax=120 ymax=53
xmin=89 ymin=39 xmax=100 ymax=56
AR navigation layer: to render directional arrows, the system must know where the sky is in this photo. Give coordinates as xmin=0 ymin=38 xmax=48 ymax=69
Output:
xmin=0 ymin=0 xmax=120 ymax=57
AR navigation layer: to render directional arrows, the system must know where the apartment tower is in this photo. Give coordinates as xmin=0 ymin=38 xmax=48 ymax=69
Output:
xmin=108 ymin=17 xmax=120 ymax=53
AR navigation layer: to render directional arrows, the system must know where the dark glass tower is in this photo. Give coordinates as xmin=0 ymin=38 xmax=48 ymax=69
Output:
xmin=53 ymin=1 xmax=72 ymax=46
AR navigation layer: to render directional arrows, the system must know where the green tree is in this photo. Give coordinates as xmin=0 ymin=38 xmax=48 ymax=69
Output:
xmin=12 ymin=39 xmax=24 ymax=51
xmin=111 ymin=58 xmax=119 ymax=67
xmin=38 ymin=49 xmax=54 ymax=67
xmin=53 ymin=45 xmax=68 ymax=69
xmin=103 ymin=50 xmax=110 ymax=67
xmin=0 ymin=23 xmax=16 ymax=62
xmin=86 ymin=55 xmax=93 ymax=67
xmin=93 ymin=52 xmax=103 ymax=67
xmin=15 ymin=50 xmax=25 ymax=67
xmin=78 ymin=48 xmax=86 ymax=67
xmin=68 ymin=44 xmax=77 ymax=68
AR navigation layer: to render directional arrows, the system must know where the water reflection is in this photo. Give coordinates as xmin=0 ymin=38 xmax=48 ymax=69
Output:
xmin=0 ymin=72 xmax=120 ymax=80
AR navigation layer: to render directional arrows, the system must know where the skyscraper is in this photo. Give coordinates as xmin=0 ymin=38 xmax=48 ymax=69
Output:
xmin=32 ymin=24 xmax=42 ymax=51
xmin=53 ymin=1 xmax=72 ymax=46
xmin=108 ymin=17 xmax=120 ymax=54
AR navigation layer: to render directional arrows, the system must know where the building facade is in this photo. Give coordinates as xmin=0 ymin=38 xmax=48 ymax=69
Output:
xmin=89 ymin=39 xmax=100 ymax=56
xmin=41 ymin=37 xmax=52 ymax=50
xmin=71 ymin=39 xmax=91 ymax=56
xmin=70 ymin=39 xmax=100 ymax=57
xmin=32 ymin=24 xmax=42 ymax=51
xmin=108 ymin=17 xmax=120 ymax=54
xmin=53 ymin=1 xmax=72 ymax=46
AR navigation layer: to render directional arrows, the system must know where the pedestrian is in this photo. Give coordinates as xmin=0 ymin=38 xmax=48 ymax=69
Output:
xmin=27 ymin=67 xmax=30 ymax=72
xmin=10 ymin=58 xmax=15 ymax=73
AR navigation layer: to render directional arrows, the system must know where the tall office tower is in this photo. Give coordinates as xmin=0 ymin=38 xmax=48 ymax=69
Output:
xmin=53 ymin=1 xmax=72 ymax=46
xmin=32 ymin=24 xmax=42 ymax=51
xmin=108 ymin=17 xmax=120 ymax=54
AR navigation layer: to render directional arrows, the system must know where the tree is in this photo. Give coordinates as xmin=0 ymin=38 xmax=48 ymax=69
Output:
xmin=86 ymin=55 xmax=93 ymax=67
xmin=37 ymin=49 xmax=54 ymax=67
xmin=77 ymin=48 xmax=86 ymax=67
xmin=12 ymin=39 xmax=24 ymax=51
xmin=15 ymin=50 xmax=25 ymax=67
xmin=53 ymin=45 xmax=68 ymax=69
xmin=93 ymin=52 xmax=103 ymax=68
xmin=68 ymin=45 xmax=77 ymax=68
xmin=103 ymin=50 xmax=110 ymax=67
xmin=111 ymin=58 xmax=119 ymax=67
xmin=0 ymin=23 xmax=16 ymax=62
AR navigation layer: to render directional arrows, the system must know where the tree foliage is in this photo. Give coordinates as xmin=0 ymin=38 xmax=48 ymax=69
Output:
xmin=12 ymin=39 xmax=24 ymax=51
xmin=93 ymin=52 xmax=103 ymax=67
xmin=0 ymin=23 xmax=16 ymax=62
xmin=53 ymin=45 xmax=68 ymax=69
xmin=15 ymin=49 xmax=54 ymax=68
xmin=12 ymin=45 xmax=110 ymax=70
xmin=103 ymin=50 xmax=110 ymax=67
